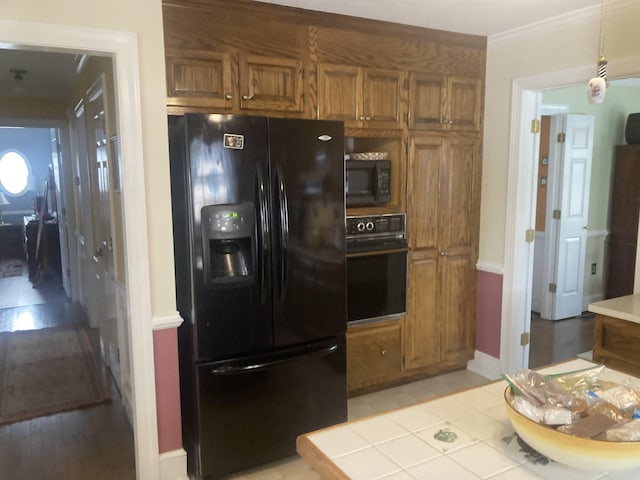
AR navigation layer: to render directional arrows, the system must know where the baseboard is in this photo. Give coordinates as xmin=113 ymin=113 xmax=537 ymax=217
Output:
xmin=159 ymin=448 xmax=188 ymax=480
xmin=467 ymin=350 xmax=502 ymax=381
xmin=583 ymin=293 xmax=605 ymax=313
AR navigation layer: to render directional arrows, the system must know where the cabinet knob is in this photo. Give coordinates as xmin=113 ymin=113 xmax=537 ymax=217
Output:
xmin=358 ymin=115 xmax=366 ymax=121
xmin=242 ymin=94 xmax=254 ymax=100
xmin=365 ymin=116 xmax=372 ymax=121
xmin=380 ymin=349 xmax=387 ymax=356
xmin=225 ymin=93 xmax=232 ymax=100
xmin=448 ymin=119 xmax=454 ymax=125
xmin=440 ymin=251 xmax=448 ymax=256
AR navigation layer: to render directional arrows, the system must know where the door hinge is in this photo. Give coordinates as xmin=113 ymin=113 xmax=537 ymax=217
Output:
xmin=531 ymin=119 xmax=540 ymax=134
xmin=548 ymin=283 xmax=557 ymax=293
xmin=553 ymin=209 xmax=561 ymax=220
xmin=557 ymin=132 xmax=566 ymax=143
xmin=525 ymin=229 xmax=534 ymax=243
xmin=520 ymin=332 xmax=530 ymax=346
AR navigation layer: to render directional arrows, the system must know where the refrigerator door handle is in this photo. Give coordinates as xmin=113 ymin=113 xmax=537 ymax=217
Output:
xmin=275 ymin=164 xmax=289 ymax=303
xmin=209 ymin=342 xmax=338 ymax=375
xmin=256 ymin=164 xmax=269 ymax=305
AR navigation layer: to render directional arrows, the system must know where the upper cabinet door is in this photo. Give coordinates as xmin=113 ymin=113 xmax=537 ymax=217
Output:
xmin=238 ymin=54 xmax=304 ymax=112
xmin=166 ymin=50 xmax=233 ymax=110
xmin=317 ymin=63 xmax=404 ymax=130
xmin=317 ymin=63 xmax=362 ymax=128
xmin=362 ymin=69 xmax=404 ymax=130
xmin=408 ymin=72 xmax=446 ymax=131
xmin=447 ymin=76 xmax=482 ymax=131
xmin=409 ymin=72 xmax=482 ymax=132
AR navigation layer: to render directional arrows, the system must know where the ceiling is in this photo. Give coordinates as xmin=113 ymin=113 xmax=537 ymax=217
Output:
xmin=257 ymin=0 xmax=601 ymax=37
xmin=0 ymin=0 xmax=603 ymax=100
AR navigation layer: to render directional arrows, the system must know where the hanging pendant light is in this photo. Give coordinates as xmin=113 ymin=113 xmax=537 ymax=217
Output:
xmin=587 ymin=0 xmax=608 ymax=104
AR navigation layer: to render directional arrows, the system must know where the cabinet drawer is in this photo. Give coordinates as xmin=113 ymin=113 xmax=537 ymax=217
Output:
xmin=347 ymin=321 xmax=401 ymax=391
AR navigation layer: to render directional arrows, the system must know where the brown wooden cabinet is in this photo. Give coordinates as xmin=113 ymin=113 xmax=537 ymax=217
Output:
xmin=166 ymin=50 xmax=234 ymax=110
xmin=347 ymin=320 xmax=402 ymax=392
xmin=404 ymin=134 xmax=480 ymax=371
xmin=606 ymin=145 xmax=640 ymax=298
xmin=163 ymin=0 xmax=486 ymax=392
xmin=409 ymin=72 xmax=481 ymax=132
xmin=166 ymin=51 xmax=304 ymax=113
xmin=593 ymin=314 xmax=640 ymax=377
xmin=317 ymin=63 xmax=404 ymax=129
xmin=238 ymin=54 xmax=304 ymax=112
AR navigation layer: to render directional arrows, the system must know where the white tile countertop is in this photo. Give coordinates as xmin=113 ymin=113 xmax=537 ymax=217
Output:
xmin=296 ymin=359 xmax=640 ymax=480
xmin=589 ymin=294 xmax=640 ymax=325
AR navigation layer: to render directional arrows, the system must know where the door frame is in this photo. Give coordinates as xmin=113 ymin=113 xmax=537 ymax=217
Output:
xmin=0 ymin=20 xmax=159 ymax=479
xmin=502 ymin=54 xmax=640 ymax=374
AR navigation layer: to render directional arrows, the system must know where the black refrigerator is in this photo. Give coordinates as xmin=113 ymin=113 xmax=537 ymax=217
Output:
xmin=168 ymin=114 xmax=347 ymax=479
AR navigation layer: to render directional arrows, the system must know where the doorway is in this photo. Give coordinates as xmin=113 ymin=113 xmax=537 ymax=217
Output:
xmin=0 ymin=54 xmax=134 ymax=475
xmin=529 ymin=109 xmax=597 ymax=367
xmin=0 ymin=19 xmax=159 ymax=479
xmin=501 ymin=57 xmax=640 ymax=374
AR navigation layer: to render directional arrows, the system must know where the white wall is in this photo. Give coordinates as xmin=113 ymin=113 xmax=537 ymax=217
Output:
xmin=481 ymin=0 xmax=640 ymax=268
xmin=1 ymin=0 xmax=176 ymax=313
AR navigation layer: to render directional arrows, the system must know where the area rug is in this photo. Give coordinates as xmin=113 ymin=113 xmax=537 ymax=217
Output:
xmin=0 ymin=324 xmax=111 ymax=425
xmin=0 ymin=259 xmax=23 ymax=278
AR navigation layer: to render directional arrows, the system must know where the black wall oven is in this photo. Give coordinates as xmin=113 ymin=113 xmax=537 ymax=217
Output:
xmin=346 ymin=214 xmax=407 ymax=325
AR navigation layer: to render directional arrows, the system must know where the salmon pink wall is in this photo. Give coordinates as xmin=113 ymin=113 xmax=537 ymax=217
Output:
xmin=153 ymin=328 xmax=182 ymax=453
xmin=476 ymin=270 xmax=502 ymax=358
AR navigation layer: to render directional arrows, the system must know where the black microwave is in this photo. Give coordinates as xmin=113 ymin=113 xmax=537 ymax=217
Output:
xmin=345 ymin=159 xmax=391 ymax=207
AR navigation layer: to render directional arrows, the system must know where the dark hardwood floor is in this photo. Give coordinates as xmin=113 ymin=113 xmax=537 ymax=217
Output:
xmin=529 ymin=311 xmax=595 ymax=368
xmin=0 ymin=260 xmax=135 ymax=479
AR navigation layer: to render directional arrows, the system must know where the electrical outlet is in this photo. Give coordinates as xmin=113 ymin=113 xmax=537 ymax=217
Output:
xmin=591 ymin=263 xmax=597 ymax=275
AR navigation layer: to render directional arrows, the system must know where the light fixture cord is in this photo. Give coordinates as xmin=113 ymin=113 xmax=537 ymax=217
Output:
xmin=599 ymin=0 xmax=607 ymax=57
xmin=597 ymin=0 xmax=608 ymax=79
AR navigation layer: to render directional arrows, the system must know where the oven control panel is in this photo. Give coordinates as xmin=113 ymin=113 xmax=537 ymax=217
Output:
xmin=346 ymin=213 xmax=406 ymax=252
xmin=346 ymin=213 xmax=405 ymax=238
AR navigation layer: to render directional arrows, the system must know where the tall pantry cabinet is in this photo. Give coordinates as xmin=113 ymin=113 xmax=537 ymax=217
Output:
xmin=162 ymin=0 xmax=485 ymax=392
xmin=405 ymin=135 xmax=481 ymax=371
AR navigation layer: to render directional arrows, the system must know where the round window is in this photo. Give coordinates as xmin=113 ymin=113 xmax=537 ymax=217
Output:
xmin=0 ymin=151 xmax=30 ymax=195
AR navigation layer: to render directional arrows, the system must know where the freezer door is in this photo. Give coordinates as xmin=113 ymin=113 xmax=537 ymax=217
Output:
xmin=182 ymin=114 xmax=273 ymax=361
xmin=267 ymin=118 xmax=347 ymax=347
xmin=194 ymin=337 xmax=347 ymax=479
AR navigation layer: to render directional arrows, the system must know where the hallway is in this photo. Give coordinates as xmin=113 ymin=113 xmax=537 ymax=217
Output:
xmin=0 ymin=260 xmax=135 ymax=479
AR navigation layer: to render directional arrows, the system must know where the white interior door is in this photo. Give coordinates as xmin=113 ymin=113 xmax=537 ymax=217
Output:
xmin=50 ymin=127 xmax=72 ymax=298
xmin=545 ymin=114 xmax=594 ymax=320
xmin=86 ymin=77 xmax=119 ymax=379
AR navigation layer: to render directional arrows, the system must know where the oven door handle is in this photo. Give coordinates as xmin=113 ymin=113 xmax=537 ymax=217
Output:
xmin=346 ymin=246 xmax=409 ymax=258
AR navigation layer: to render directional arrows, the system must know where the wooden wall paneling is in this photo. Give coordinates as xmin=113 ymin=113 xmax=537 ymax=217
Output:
xmin=307 ymin=26 xmax=319 ymax=120
xmin=315 ymin=26 xmax=485 ymax=77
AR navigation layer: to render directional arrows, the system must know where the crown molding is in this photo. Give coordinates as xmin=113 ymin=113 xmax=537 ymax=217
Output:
xmin=488 ymin=0 xmax=637 ymax=51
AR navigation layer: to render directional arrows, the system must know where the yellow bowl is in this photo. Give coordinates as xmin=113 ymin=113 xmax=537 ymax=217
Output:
xmin=504 ymin=386 xmax=640 ymax=471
